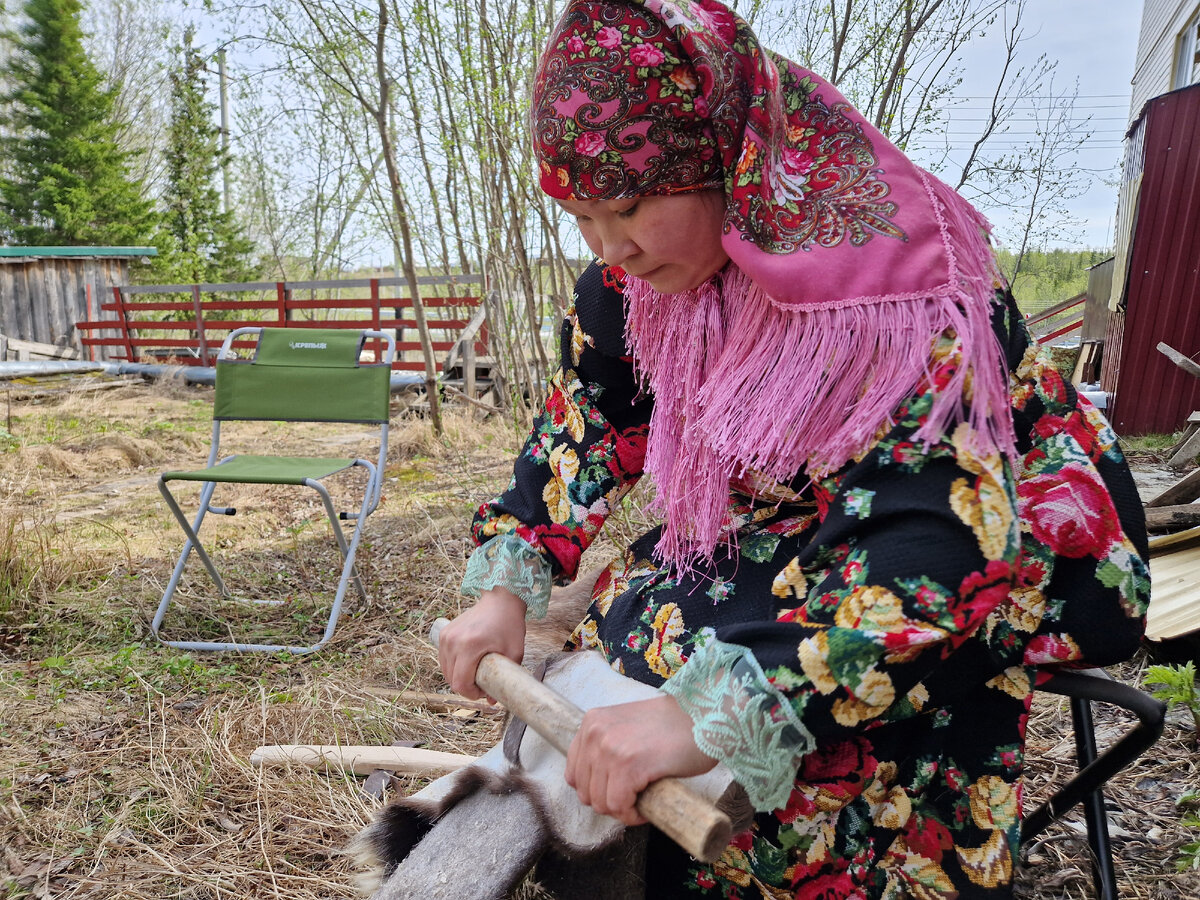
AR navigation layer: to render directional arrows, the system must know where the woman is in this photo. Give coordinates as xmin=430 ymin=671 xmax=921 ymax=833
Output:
xmin=438 ymin=1 xmax=1150 ymax=896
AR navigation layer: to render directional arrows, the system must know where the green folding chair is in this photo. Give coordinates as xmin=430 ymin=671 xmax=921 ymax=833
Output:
xmin=151 ymin=327 xmax=394 ymax=654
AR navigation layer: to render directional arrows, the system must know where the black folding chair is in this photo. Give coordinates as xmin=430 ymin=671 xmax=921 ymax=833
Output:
xmin=1023 ymin=669 xmax=1166 ymax=900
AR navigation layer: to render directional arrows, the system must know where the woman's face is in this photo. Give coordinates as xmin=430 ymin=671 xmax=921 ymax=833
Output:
xmin=557 ymin=189 xmax=729 ymax=293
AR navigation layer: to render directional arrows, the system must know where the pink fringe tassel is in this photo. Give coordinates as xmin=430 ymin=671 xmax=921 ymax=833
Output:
xmin=623 ymin=171 xmax=1016 ymax=571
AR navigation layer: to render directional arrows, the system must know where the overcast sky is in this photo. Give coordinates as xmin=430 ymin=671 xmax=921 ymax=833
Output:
xmin=934 ymin=0 xmax=1144 ymax=251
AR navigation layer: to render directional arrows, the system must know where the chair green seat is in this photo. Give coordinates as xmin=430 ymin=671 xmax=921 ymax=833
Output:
xmin=163 ymin=455 xmax=358 ymax=485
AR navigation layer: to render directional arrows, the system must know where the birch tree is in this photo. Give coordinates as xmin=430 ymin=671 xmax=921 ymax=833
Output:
xmin=743 ymin=0 xmax=1094 ymax=256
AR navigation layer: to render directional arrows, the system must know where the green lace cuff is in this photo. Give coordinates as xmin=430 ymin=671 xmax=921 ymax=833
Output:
xmin=661 ymin=637 xmax=815 ymax=812
xmin=460 ymin=534 xmax=554 ymax=620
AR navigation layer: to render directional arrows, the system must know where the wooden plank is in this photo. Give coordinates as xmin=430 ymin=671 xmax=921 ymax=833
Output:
xmin=0 ymin=267 xmax=14 ymax=335
xmin=1 ymin=336 xmax=80 ymax=360
xmin=7 ymin=379 xmax=127 ymax=401
xmin=46 ymin=260 xmax=70 ymax=347
xmin=1031 ymin=316 xmax=1083 ymax=343
xmin=75 ymin=276 xmax=487 ymax=377
xmin=34 ymin=261 xmax=56 ymax=347
xmin=1167 ymin=428 xmax=1200 ymax=469
xmin=1147 ymin=466 xmax=1200 ymax=508
xmin=1148 ymin=524 xmax=1200 ymax=556
xmin=12 ymin=262 xmax=33 ymax=342
xmin=1157 ymin=342 xmax=1200 ymax=379
xmin=1025 ymin=292 xmax=1087 ymax=326
xmin=1147 ymin=543 xmax=1200 ymax=640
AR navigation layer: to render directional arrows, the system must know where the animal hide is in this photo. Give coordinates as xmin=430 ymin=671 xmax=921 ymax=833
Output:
xmin=351 ymin=651 xmax=751 ymax=900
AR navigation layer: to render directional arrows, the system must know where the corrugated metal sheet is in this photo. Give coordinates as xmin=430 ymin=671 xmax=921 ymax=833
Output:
xmin=1109 ymin=117 xmax=1147 ymax=311
xmin=1100 ymin=308 xmax=1125 ymax=395
xmin=0 ymin=246 xmax=157 ymax=259
xmin=1083 ymin=257 xmax=1114 ymax=342
xmin=1108 ymin=82 xmax=1200 ymax=435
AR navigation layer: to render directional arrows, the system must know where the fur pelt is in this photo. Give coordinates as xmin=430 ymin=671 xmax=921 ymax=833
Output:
xmin=347 ymin=567 xmax=604 ymax=897
xmin=351 ymin=650 xmax=750 ymax=899
xmin=519 ymin=565 xmax=605 ymax=663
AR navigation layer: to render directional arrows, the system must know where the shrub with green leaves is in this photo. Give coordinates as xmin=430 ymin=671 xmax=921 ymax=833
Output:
xmin=1175 ymin=794 xmax=1200 ymax=873
xmin=1145 ymin=661 xmax=1200 ymax=742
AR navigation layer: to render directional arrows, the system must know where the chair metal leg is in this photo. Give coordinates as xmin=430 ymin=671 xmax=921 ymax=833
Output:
xmin=305 ymin=464 xmax=377 ymax=652
xmin=308 ymin=474 xmax=368 ymax=602
xmin=152 ymin=479 xmax=226 ymax=644
xmin=157 ymin=478 xmax=228 ymax=594
xmin=1071 ymin=696 xmax=1118 ymax=900
xmin=151 ymin=464 xmax=378 ymax=655
xmin=1023 ymin=670 xmax=1166 ymax=900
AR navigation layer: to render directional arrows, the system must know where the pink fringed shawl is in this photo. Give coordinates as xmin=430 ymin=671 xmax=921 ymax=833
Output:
xmin=532 ymin=0 xmax=1015 ymax=568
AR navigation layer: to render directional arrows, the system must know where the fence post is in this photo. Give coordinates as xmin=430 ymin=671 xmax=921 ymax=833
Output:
xmin=114 ymin=286 xmax=136 ymax=362
xmin=370 ymin=278 xmax=382 ymax=363
xmin=191 ymin=285 xmax=210 ymax=366
xmin=84 ymin=283 xmax=96 ymax=361
xmin=276 ymin=282 xmax=287 ymax=325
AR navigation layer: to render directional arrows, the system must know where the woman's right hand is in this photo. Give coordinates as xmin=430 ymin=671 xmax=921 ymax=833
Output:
xmin=437 ymin=588 xmax=528 ymax=700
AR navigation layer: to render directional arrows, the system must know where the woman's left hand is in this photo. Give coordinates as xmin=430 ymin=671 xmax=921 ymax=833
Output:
xmin=564 ymin=693 xmax=717 ymax=826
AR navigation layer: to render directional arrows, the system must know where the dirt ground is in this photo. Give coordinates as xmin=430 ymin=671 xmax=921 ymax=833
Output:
xmin=1 ymin=372 xmax=1198 ymax=899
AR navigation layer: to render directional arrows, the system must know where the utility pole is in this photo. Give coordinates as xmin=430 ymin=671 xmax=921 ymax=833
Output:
xmin=217 ymin=48 xmax=232 ymax=215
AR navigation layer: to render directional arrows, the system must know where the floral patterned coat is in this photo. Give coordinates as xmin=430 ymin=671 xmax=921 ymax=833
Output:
xmin=463 ymin=261 xmax=1150 ymax=899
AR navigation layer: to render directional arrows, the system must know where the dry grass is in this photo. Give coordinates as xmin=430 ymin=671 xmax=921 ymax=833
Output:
xmin=0 ymin=373 xmax=1198 ymax=899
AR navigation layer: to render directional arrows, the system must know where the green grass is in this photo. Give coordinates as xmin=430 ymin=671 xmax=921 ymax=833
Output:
xmin=1119 ymin=432 xmax=1181 ymax=454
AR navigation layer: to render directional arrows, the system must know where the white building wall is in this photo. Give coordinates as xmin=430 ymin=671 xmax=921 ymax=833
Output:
xmin=1130 ymin=0 xmax=1200 ymax=120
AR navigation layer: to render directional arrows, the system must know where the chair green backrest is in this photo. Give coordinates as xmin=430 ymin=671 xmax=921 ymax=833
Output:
xmin=214 ymin=328 xmax=391 ymax=424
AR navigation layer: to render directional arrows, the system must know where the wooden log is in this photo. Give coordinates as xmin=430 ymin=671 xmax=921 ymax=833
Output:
xmin=249 ymin=744 xmax=475 ymax=777
xmin=1147 ymin=465 xmax=1200 ymax=508
xmin=429 ymin=618 xmax=733 ymax=862
xmin=7 ymin=380 xmax=128 ymax=401
xmin=1144 ymin=504 xmax=1200 ymax=532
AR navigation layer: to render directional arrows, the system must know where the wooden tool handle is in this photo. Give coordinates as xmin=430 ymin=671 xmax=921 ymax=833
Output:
xmin=429 ymin=617 xmax=733 ymax=862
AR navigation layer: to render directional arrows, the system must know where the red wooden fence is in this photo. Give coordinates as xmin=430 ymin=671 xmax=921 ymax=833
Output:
xmin=1024 ymin=291 xmax=1086 ymax=344
xmin=75 ymin=275 xmax=487 ymax=372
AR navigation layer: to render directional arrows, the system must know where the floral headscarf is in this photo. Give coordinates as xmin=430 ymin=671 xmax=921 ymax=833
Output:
xmin=533 ymin=1 xmax=722 ymax=197
xmin=533 ymin=0 xmax=1014 ymax=569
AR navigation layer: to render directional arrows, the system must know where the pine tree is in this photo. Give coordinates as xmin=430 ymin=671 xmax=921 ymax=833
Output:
xmin=156 ymin=28 xmax=255 ymax=283
xmin=0 ymin=0 xmax=156 ymax=246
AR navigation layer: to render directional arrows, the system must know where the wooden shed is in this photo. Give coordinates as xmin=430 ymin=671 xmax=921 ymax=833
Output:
xmin=0 ymin=246 xmax=157 ymax=360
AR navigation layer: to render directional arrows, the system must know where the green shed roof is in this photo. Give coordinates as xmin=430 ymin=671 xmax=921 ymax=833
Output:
xmin=0 ymin=246 xmax=158 ymax=258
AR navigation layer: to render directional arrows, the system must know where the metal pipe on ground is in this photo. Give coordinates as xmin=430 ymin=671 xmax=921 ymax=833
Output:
xmin=1 ymin=360 xmax=425 ymax=392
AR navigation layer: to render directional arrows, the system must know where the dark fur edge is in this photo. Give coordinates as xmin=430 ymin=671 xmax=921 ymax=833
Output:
xmin=715 ymin=779 xmax=755 ymax=836
xmin=347 ymin=760 xmax=637 ymax=894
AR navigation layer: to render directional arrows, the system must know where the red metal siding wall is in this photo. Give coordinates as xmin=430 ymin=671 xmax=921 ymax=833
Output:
xmin=1109 ymin=83 xmax=1200 ymax=435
